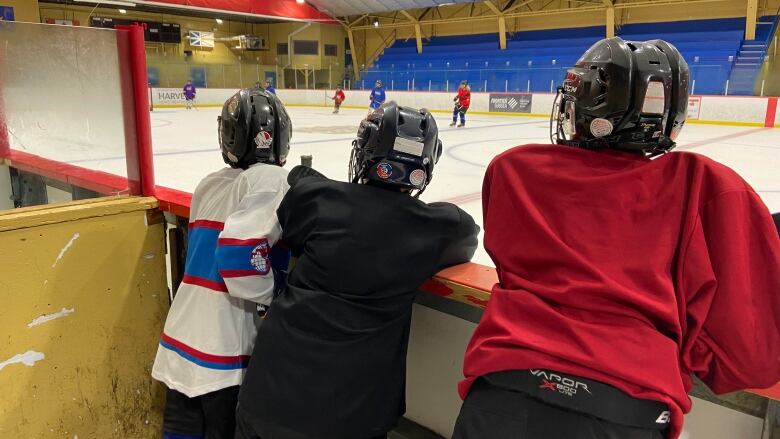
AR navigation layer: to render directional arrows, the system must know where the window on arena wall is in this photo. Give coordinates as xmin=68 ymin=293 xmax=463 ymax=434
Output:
xmin=277 ymin=43 xmax=289 ymax=55
xmin=324 ymin=44 xmax=338 ymax=57
xmin=293 ymin=40 xmax=319 ymax=56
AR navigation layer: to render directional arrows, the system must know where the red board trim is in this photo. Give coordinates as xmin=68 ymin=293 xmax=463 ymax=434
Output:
xmin=764 ymin=97 xmax=778 ymax=128
xmin=136 ymin=0 xmax=336 ymax=23
xmin=1 ymin=150 xmax=129 ymax=195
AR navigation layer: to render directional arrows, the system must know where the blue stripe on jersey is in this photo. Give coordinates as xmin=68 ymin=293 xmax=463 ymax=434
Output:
xmin=184 ymin=227 xmax=222 ymax=284
xmin=215 ymin=244 xmax=257 ymax=273
xmin=159 ymin=340 xmax=249 ymax=370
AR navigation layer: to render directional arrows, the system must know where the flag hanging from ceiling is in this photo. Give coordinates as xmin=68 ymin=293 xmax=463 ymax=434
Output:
xmin=188 ymin=31 xmax=215 ymax=48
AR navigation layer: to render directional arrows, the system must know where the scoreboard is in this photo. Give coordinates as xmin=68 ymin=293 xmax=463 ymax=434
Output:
xmin=90 ymin=17 xmax=181 ymax=44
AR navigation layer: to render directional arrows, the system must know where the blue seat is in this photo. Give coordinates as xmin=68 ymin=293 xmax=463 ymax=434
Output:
xmin=364 ymin=17 xmax=747 ymax=95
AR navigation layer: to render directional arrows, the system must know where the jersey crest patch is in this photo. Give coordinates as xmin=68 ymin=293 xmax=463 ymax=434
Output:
xmin=250 ymin=239 xmax=271 ymax=275
xmin=376 ymin=163 xmax=393 ymax=179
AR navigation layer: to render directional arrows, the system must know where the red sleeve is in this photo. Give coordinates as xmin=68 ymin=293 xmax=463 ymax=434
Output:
xmin=481 ymin=158 xmax=494 ymax=224
xmin=681 ymin=190 xmax=780 ymax=394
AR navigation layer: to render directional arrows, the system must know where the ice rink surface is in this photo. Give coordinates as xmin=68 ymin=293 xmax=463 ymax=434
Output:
xmin=62 ymin=105 xmax=779 ymax=266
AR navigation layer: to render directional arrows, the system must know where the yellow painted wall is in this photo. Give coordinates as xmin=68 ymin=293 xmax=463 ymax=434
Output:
xmin=37 ymin=3 xmax=346 ymax=88
xmin=2 ymin=0 xmax=40 ymax=23
xmin=0 ymin=197 xmax=169 ymax=438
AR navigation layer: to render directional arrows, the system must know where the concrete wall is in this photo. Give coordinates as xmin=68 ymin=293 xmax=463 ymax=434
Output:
xmin=0 ymin=197 xmax=169 ymax=438
xmin=407 ymin=302 xmax=766 ymax=439
xmin=0 ymin=165 xmax=13 ymax=210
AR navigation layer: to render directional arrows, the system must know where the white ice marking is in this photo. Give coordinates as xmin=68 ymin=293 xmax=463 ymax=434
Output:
xmin=27 ymin=307 xmax=75 ymax=328
xmin=0 ymin=351 xmax=45 ymax=372
xmin=52 ymin=233 xmax=80 ymax=268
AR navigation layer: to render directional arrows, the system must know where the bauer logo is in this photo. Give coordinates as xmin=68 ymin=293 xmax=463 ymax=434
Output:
xmin=489 ymin=93 xmax=532 ymax=113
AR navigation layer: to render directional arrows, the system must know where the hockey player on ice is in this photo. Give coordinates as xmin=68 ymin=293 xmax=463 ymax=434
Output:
xmin=183 ymin=79 xmax=197 ymax=110
xmin=151 ymin=88 xmax=293 ymax=439
xmin=264 ymin=79 xmax=276 ymax=95
xmin=330 ymin=85 xmax=346 ymax=114
xmin=450 ymin=80 xmax=471 ymax=128
xmin=368 ymin=79 xmax=386 ymax=114
xmin=454 ymin=38 xmax=780 ymax=439
xmin=234 ymin=102 xmax=480 ymax=439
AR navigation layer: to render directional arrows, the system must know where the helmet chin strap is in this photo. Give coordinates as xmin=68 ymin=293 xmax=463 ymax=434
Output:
xmin=558 ymin=132 xmax=676 ymax=158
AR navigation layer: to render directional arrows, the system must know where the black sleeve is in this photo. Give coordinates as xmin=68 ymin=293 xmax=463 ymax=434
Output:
xmin=276 ymin=179 xmax=323 ymax=258
xmin=287 ymin=165 xmax=327 ymax=187
xmin=276 ymin=188 xmax=299 ymax=255
xmin=435 ymin=205 xmax=480 ymax=270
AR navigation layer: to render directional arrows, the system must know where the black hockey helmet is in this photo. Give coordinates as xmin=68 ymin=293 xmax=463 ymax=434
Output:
xmin=218 ymin=88 xmax=292 ymax=169
xmin=551 ymin=38 xmax=689 ymax=157
xmin=348 ymin=101 xmax=442 ymax=197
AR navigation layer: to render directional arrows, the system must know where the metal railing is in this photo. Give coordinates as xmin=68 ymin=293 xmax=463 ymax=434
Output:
xmin=353 ymin=64 xmax=731 ymax=95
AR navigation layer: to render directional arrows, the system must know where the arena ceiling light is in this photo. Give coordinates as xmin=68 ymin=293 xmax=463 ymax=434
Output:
xmin=73 ymin=0 xmax=137 ymax=7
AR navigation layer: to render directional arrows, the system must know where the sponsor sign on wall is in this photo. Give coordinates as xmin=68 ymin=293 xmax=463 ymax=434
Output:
xmin=687 ymin=96 xmax=702 ymax=120
xmin=151 ymin=88 xmax=236 ymax=107
xmin=154 ymin=89 xmax=188 ymax=106
xmin=489 ymin=93 xmax=533 ymax=113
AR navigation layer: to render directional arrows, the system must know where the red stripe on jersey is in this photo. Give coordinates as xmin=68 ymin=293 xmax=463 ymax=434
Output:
xmin=161 ymin=333 xmax=250 ymax=364
xmin=219 ymin=269 xmax=262 ymax=278
xmin=218 ymin=237 xmax=267 ymax=246
xmin=189 ymin=220 xmax=225 ymax=231
xmin=182 ymin=274 xmax=228 ymax=293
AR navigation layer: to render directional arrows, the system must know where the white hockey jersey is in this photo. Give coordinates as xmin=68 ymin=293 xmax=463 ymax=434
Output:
xmin=152 ymin=163 xmax=289 ymax=397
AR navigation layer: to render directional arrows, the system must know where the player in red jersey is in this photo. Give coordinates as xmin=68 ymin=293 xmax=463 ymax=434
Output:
xmin=453 ymin=38 xmax=780 ymax=439
xmin=330 ymin=86 xmax=346 ymax=114
xmin=450 ymin=80 xmax=471 ymax=128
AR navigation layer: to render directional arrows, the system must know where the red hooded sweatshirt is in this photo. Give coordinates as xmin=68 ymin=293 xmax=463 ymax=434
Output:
xmin=457 ymin=87 xmax=471 ymax=110
xmin=461 ymin=144 xmax=780 ymax=439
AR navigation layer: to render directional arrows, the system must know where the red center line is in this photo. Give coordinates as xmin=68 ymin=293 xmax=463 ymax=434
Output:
xmin=439 ymin=192 xmax=482 ymax=205
xmin=677 ymin=127 xmax=770 ymax=151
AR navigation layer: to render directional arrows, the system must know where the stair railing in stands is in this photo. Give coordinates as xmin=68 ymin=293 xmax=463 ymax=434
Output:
xmin=367 ymin=29 xmax=398 ymax=72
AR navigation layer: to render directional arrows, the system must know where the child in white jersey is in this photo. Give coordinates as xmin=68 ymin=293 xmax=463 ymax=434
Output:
xmin=151 ymin=88 xmax=292 ymax=439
